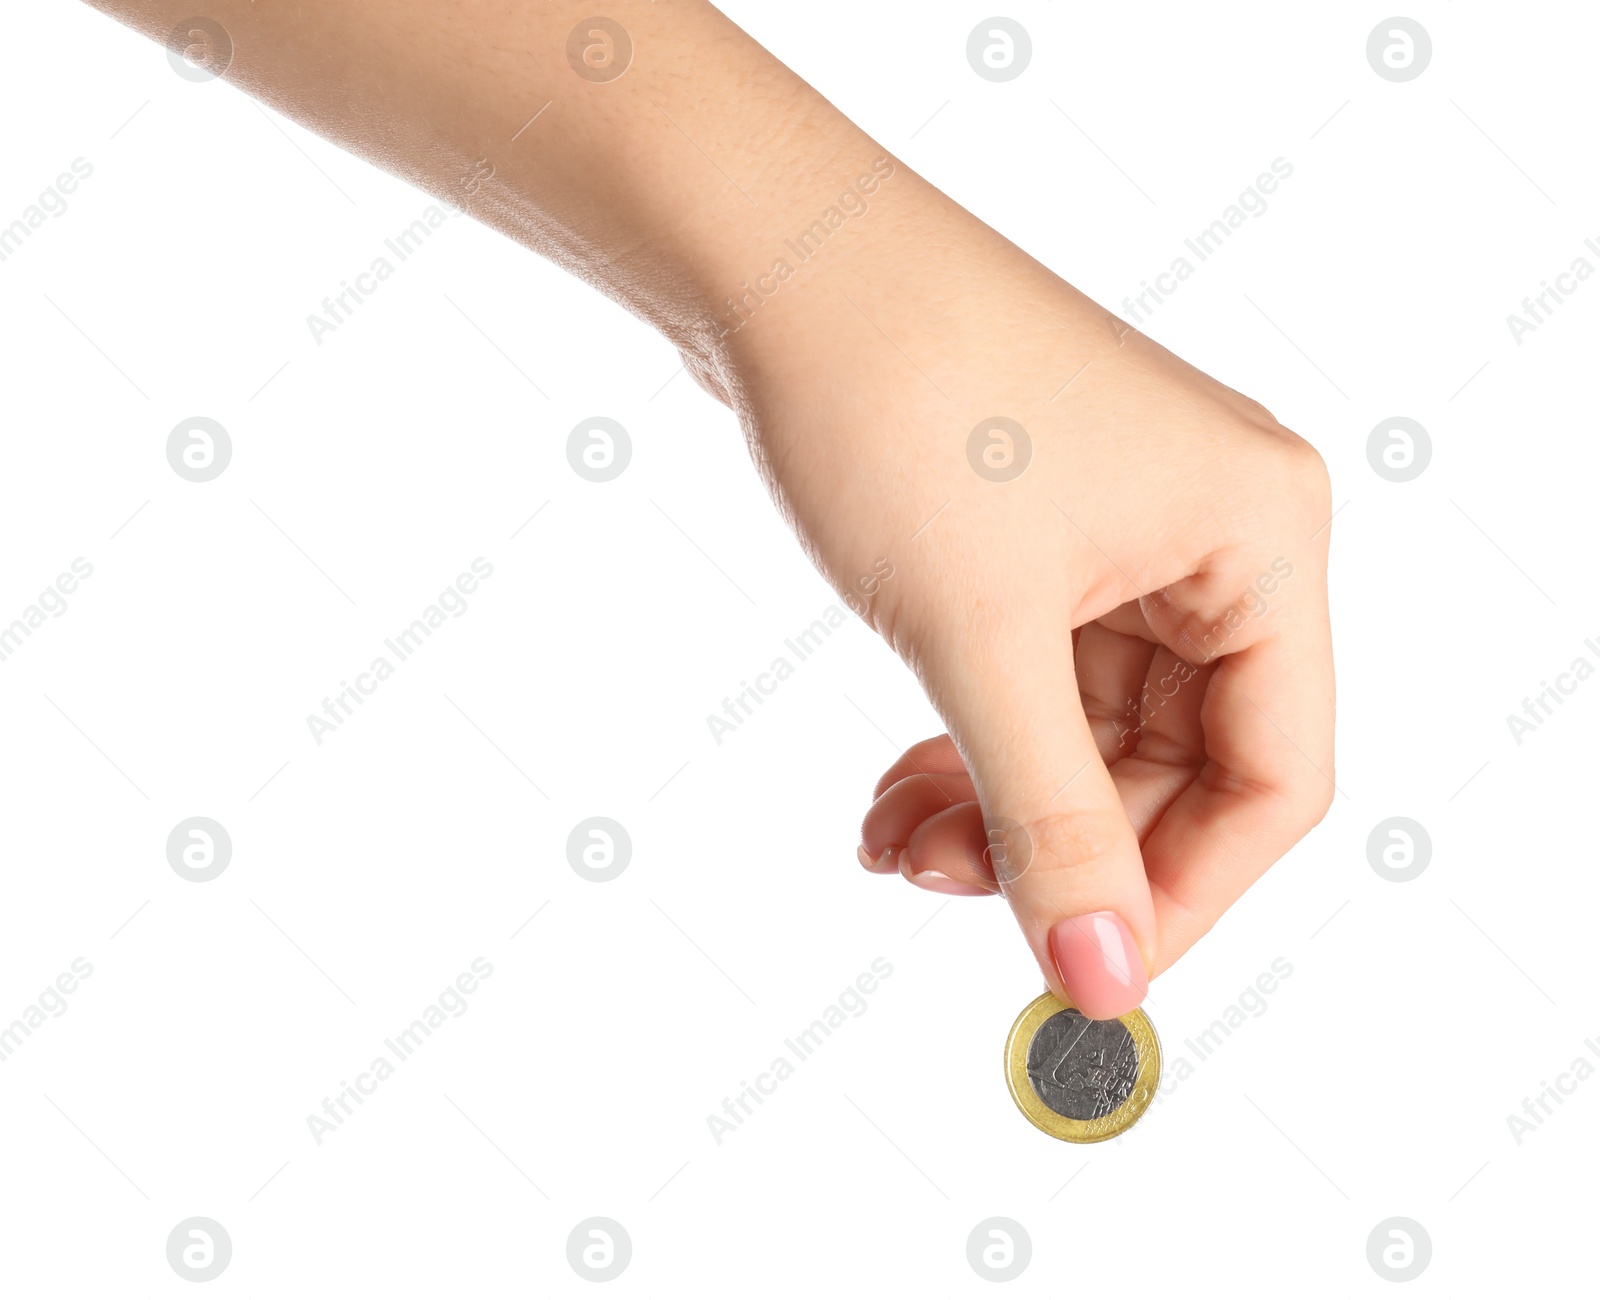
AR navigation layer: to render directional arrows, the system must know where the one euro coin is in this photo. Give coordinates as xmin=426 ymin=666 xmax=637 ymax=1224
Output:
xmin=1004 ymin=991 xmax=1160 ymax=1142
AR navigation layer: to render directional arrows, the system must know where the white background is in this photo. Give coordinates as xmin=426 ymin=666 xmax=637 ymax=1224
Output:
xmin=2 ymin=0 xmax=1596 ymax=1293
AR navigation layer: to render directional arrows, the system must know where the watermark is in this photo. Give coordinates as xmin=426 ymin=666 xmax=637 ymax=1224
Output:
xmin=166 ymin=17 xmax=233 ymax=81
xmin=967 ymin=418 xmax=1031 ymax=482
xmin=566 ymin=18 xmax=632 ymax=83
xmin=706 ymin=561 xmax=893 ymax=746
xmin=1366 ymin=1217 xmax=1431 ymax=1281
xmin=966 ymin=18 xmax=1032 ymax=82
xmin=982 ymin=815 xmax=1033 ymax=888
xmin=1118 ymin=159 xmax=1294 ymax=330
xmin=0 ymin=158 xmax=94 ymax=266
xmin=305 ymin=958 xmax=494 ymax=1144
xmin=966 ymin=1217 xmax=1031 ymax=1281
xmin=566 ymin=817 xmax=631 ymax=882
xmin=837 ymin=559 xmax=896 ymax=622
xmin=714 ymin=158 xmax=897 ymax=339
xmin=307 ymin=201 xmax=465 ymax=345
xmin=0 ymin=557 xmax=94 ymax=665
xmin=705 ymin=959 xmax=894 ymax=1143
xmin=567 ymin=417 xmax=631 ymax=482
xmin=167 ymin=417 xmax=232 ymax=482
xmin=1109 ymin=558 xmax=1295 ymax=749
xmin=166 ymin=817 xmax=233 ymax=883
xmin=0 ymin=958 xmax=94 ymax=1067
xmin=1179 ymin=556 xmax=1294 ymax=660
xmin=1366 ymin=417 xmax=1430 ymax=483
xmin=166 ymin=1216 xmax=232 ymax=1281
xmin=305 ymin=558 xmax=495 ymax=745
xmin=1506 ymin=240 xmax=1598 ymax=344
xmin=1366 ymin=19 xmax=1431 ymax=83
xmin=567 ymin=1217 xmax=631 ymax=1281
xmin=1505 ymin=637 xmax=1600 ymax=745
xmin=1505 ymin=1035 xmax=1600 ymax=1145
xmin=1366 ymin=817 xmax=1430 ymax=882
xmin=1152 ymin=958 xmax=1293 ymax=1105
xmin=459 ymin=156 xmax=495 ymax=201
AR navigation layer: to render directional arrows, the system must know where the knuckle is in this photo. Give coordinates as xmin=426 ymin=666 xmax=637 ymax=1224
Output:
xmin=1276 ymin=762 xmax=1336 ymax=834
xmin=1270 ymin=429 xmax=1333 ymax=521
xmin=1307 ymin=770 xmax=1337 ymax=824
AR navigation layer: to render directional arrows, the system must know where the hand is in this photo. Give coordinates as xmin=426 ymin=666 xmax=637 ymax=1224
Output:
xmin=725 ymin=198 xmax=1335 ymax=1020
xmin=83 ymin=0 xmax=1334 ymax=1022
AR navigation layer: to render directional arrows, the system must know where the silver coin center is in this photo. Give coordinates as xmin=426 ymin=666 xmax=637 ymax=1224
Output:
xmin=1025 ymin=1009 xmax=1139 ymax=1121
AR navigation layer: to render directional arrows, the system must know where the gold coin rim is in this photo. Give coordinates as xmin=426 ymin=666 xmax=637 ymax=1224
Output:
xmin=1004 ymin=992 xmax=1161 ymax=1143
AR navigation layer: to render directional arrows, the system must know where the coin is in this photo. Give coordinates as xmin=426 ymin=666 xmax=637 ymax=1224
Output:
xmin=1004 ymin=992 xmax=1160 ymax=1142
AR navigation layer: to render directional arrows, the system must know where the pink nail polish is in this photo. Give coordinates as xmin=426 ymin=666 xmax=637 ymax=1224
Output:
xmin=1048 ymin=911 xmax=1148 ymax=1019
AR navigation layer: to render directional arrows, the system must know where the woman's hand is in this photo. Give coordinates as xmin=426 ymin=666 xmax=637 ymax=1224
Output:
xmin=722 ymin=205 xmax=1335 ymax=1019
xmin=85 ymin=0 xmax=1335 ymax=1021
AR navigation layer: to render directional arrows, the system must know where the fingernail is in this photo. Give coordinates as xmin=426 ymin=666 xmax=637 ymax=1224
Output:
xmin=859 ymin=846 xmax=899 ymax=874
xmin=1048 ymin=911 xmax=1148 ymax=1019
xmin=908 ymin=870 xmax=996 ymax=897
xmin=898 ymin=849 xmax=996 ymax=896
xmin=856 ymin=845 xmax=874 ymax=870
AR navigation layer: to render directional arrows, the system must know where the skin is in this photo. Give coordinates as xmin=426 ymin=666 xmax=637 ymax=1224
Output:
xmin=87 ymin=0 xmax=1335 ymax=1017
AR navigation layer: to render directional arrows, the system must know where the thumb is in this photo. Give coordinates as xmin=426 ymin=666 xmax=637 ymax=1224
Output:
xmin=949 ymin=634 xmax=1156 ymax=1020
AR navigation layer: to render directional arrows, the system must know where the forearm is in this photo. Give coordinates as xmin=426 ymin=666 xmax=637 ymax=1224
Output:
xmin=87 ymin=0 xmax=946 ymax=393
